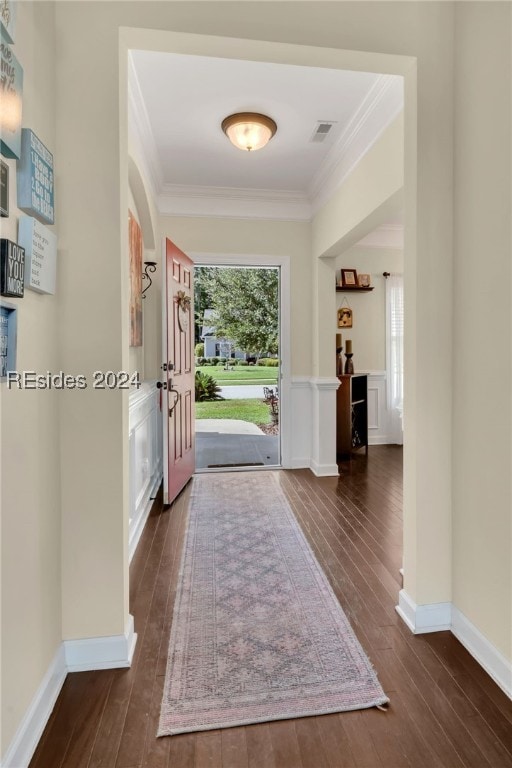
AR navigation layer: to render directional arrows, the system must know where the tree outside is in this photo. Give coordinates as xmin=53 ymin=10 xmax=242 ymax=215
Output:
xmin=194 ymin=266 xmax=279 ymax=358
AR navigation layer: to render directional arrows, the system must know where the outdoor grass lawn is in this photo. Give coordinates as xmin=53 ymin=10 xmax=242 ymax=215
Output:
xmin=195 ymin=398 xmax=271 ymax=424
xmin=196 ymin=365 xmax=278 ymax=385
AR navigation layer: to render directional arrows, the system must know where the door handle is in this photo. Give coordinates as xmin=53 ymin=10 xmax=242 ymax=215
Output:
xmin=156 ymin=380 xmax=167 ymax=390
xmin=168 ymin=388 xmax=180 ymax=416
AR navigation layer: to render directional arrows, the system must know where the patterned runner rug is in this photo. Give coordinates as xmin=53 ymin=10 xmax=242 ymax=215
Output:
xmin=158 ymin=472 xmax=388 ymax=736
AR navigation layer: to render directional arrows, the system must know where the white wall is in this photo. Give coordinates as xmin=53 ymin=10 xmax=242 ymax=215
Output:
xmin=0 ymin=1 xmax=61 ymax=757
xmin=335 ymin=246 xmax=403 ymax=372
xmin=452 ymin=3 xmax=511 ymax=660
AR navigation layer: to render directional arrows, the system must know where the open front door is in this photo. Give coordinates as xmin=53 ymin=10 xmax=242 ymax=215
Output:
xmin=161 ymin=238 xmax=195 ymax=505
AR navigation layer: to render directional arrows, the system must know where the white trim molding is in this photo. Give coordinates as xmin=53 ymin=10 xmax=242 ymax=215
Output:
xmin=129 ymin=380 xmax=163 ymax=561
xmin=64 ymin=615 xmax=137 ymax=673
xmin=396 ymin=590 xmax=451 ymax=634
xmin=1 ymin=646 xmax=67 ymax=768
xmin=310 ymin=75 xmax=404 ymax=215
xmin=158 ymin=184 xmax=311 ymax=222
xmin=397 ymin=592 xmax=512 ymax=700
xmin=287 ymin=377 xmax=313 ymax=469
xmin=451 ymin=607 xmax=512 ymax=700
xmin=1 ymin=618 xmax=137 ymax=767
xmin=310 ymin=377 xmax=340 ymax=477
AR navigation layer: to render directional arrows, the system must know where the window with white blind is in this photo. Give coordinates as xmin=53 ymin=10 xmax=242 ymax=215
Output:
xmin=386 ymin=275 xmax=404 ymax=440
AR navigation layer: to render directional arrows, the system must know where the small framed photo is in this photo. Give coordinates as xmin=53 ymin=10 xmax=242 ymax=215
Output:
xmin=341 ymin=269 xmax=358 ymax=287
xmin=358 ymin=273 xmax=371 ymax=287
xmin=337 ymin=307 xmax=353 ymax=328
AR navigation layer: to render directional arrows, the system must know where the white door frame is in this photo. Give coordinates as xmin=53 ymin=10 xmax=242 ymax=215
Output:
xmin=191 ymin=252 xmax=291 ymax=469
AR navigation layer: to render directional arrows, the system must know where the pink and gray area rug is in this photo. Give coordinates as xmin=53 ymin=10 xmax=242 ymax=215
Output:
xmin=158 ymin=471 xmax=389 ymax=736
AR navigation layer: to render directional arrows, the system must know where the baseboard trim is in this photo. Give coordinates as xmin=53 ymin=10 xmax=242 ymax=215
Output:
xmin=397 ymin=591 xmax=512 ymax=700
xmin=129 ymin=471 xmax=162 ymax=562
xmin=64 ymin=615 xmax=137 ymax=672
xmin=368 ymin=435 xmax=398 ymax=445
xmin=310 ymin=460 xmax=340 ymax=477
xmin=451 ymin=607 xmax=512 ymax=699
xmin=396 ymin=590 xmax=451 ymax=634
xmin=1 ymin=645 xmax=67 ymax=768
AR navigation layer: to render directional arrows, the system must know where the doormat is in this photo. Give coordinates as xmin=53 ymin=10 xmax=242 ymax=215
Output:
xmin=207 ymin=462 xmax=265 ymax=468
xmin=158 ymin=471 xmax=389 ymax=736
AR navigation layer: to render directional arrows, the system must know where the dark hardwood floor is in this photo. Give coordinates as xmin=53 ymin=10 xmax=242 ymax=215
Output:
xmin=30 ymin=447 xmax=512 ymax=767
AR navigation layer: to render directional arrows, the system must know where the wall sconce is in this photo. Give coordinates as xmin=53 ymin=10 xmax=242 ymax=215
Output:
xmin=142 ymin=261 xmax=157 ymax=298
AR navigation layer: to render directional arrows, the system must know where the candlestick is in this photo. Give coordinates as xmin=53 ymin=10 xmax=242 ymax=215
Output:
xmin=345 ymin=339 xmax=352 ymax=354
xmin=344 ymin=352 xmax=354 ymax=374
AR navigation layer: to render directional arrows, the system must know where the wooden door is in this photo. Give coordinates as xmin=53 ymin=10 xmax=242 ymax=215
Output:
xmin=162 ymin=238 xmax=195 ymax=504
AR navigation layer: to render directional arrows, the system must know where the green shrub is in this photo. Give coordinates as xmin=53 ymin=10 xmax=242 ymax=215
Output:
xmin=259 ymin=358 xmax=280 ymax=367
xmin=197 ymin=357 xmax=207 ymax=366
xmin=238 ymin=360 xmax=249 ymax=366
xmin=195 ymin=342 xmax=205 ymax=358
xmin=195 ymin=371 xmax=223 ymax=402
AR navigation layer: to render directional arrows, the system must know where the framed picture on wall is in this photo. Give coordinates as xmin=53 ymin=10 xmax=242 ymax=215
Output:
xmin=341 ymin=269 xmax=358 ymax=287
xmin=358 ymin=273 xmax=371 ymax=287
xmin=128 ymin=210 xmax=143 ymax=347
xmin=337 ymin=307 xmax=353 ymax=328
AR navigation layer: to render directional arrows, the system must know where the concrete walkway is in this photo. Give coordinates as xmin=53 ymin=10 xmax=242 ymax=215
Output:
xmin=195 ymin=418 xmax=264 ymax=435
xmin=218 ymin=384 xmax=270 ymax=399
xmin=195 ymin=418 xmax=279 ymax=468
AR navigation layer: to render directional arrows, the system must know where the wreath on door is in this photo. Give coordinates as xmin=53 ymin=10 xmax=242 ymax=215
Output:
xmin=176 ymin=290 xmax=191 ymax=333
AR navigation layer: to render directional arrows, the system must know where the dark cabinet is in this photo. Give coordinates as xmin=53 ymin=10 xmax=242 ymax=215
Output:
xmin=336 ymin=374 xmax=368 ymax=458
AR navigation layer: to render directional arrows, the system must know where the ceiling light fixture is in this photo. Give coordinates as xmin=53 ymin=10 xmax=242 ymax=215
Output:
xmin=221 ymin=112 xmax=277 ymax=152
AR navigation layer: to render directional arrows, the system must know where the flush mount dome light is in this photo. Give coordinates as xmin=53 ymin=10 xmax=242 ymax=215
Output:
xmin=221 ymin=112 xmax=277 ymax=152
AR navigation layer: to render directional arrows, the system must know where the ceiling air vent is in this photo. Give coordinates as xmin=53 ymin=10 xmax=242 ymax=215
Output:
xmin=310 ymin=121 xmax=336 ymax=143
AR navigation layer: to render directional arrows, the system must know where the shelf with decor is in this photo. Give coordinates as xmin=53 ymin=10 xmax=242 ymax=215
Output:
xmin=335 ymin=286 xmax=374 ymax=292
xmin=335 ymin=268 xmax=374 ymax=291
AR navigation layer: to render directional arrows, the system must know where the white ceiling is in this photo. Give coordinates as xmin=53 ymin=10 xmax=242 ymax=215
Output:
xmin=128 ymin=50 xmax=403 ymax=221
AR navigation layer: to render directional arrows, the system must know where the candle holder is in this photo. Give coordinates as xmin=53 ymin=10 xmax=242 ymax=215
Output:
xmin=344 ymin=352 xmax=354 ymax=374
xmin=336 ymin=346 xmax=344 ymax=376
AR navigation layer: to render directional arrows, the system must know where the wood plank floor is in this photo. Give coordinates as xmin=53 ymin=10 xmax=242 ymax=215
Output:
xmin=30 ymin=447 xmax=512 ymax=768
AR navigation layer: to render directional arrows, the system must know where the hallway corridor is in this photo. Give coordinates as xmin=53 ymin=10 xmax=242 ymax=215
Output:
xmin=30 ymin=448 xmax=512 ymax=768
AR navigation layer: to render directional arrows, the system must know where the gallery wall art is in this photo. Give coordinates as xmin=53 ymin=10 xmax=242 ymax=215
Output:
xmin=17 ymin=129 xmax=54 ymax=224
xmin=0 ymin=39 xmax=23 ymax=159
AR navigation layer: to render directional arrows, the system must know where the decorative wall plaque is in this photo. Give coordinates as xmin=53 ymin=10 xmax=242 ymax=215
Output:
xmin=17 ymin=129 xmax=54 ymax=224
xmin=0 ymin=160 xmax=8 ymax=217
xmin=0 ymin=238 xmax=25 ymax=297
xmin=0 ymin=40 xmax=23 ymax=159
xmin=18 ymin=216 xmax=57 ymax=294
xmin=0 ymin=299 xmax=17 ymax=379
xmin=0 ymin=1 xmax=16 ymax=43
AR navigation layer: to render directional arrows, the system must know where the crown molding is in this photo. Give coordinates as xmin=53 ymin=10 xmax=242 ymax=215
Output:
xmin=309 ymin=75 xmax=404 ymax=216
xmin=354 ymin=223 xmax=404 ymax=249
xmin=128 ymin=56 xmax=403 ymax=223
xmin=158 ymin=184 xmax=311 ymax=221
